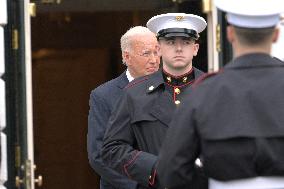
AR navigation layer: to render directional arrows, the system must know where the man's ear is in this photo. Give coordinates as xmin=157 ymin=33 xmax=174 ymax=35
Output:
xmin=122 ymin=51 xmax=130 ymax=66
xmin=193 ymin=43 xmax=199 ymax=56
xmin=157 ymin=43 xmax=162 ymax=56
xmin=272 ymin=27 xmax=280 ymax=43
xmin=227 ymin=25 xmax=235 ymax=43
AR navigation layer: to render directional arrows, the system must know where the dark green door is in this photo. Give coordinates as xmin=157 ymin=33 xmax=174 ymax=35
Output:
xmin=5 ymin=0 xmax=40 ymax=188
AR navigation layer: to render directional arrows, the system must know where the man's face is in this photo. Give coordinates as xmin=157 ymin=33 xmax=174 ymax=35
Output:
xmin=158 ymin=37 xmax=199 ymax=74
xmin=124 ymin=34 xmax=160 ymax=78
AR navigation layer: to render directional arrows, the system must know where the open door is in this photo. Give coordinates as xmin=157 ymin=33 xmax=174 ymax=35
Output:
xmin=216 ymin=6 xmax=233 ymax=67
xmin=5 ymin=0 xmax=42 ymax=188
xmin=205 ymin=0 xmax=233 ymax=71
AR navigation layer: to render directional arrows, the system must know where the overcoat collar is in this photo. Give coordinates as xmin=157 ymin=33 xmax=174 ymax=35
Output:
xmin=146 ymin=70 xmax=165 ymax=94
xmin=225 ymin=53 xmax=284 ymax=69
xmin=117 ymin=71 xmax=129 ymax=89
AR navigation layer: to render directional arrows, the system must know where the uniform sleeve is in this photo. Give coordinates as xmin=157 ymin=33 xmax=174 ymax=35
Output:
xmin=156 ymin=102 xmax=200 ymax=189
xmin=102 ymin=92 xmax=157 ymax=188
xmin=87 ymin=90 xmax=138 ymax=189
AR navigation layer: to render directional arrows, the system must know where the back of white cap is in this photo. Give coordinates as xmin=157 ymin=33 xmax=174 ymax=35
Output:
xmin=214 ymin=0 xmax=284 ymax=28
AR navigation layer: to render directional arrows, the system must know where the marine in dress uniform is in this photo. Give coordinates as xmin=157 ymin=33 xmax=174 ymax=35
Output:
xmin=102 ymin=13 xmax=207 ymax=189
xmin=156 ymin=0 xmax=284 ymax=189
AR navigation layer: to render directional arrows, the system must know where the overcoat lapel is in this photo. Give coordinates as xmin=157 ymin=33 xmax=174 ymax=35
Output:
xmin=117 ymin=71 xmax=129 ymax=89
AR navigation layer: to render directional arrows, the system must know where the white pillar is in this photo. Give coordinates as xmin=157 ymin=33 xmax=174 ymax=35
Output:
xmin=207 ymin=0 xmax=220 ymax=72
xmin=272 ymin=15 xmax=284 ymax=61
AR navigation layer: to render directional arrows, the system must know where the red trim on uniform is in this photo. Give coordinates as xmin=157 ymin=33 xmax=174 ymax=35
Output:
xmin=173 ymin=87 xmax=177 ymax=102
xmin=149 ymin=169 xmax=157 ymax=187
xmin=165 ymin=81 xmax=194 ymax=101
xmin=123 ymin=151 xmax=142 ymax=179
xmin=125 ymin=77 xmax=149 ymax=89
xmin=192 ymin=69 xmax=224 ymax=89
xmin=163 ymin=68 xmax=193 ymax=79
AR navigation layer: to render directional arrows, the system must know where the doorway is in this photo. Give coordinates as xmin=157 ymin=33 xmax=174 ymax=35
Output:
xmin=30 ymin=1 xmax=208 ymax=189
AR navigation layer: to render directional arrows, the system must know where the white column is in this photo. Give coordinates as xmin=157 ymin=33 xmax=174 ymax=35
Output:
xmin=0 ymin=0 xmax=7 ymax=26
xmin=0 ymin=0 xmax=8 ymax=188
xmin=24 ymin=0 xmax=35 ymax=188
xmin=207 ymin=0 xmax=220 ymax=72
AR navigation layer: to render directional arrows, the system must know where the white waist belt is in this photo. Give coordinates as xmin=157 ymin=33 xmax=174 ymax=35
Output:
xmin=209 ymin=177 xmax=284 ymax=189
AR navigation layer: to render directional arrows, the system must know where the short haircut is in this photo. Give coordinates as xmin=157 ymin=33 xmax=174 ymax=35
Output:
xmin=233 ymin=26 xmax=275 ymax=46
xmin=120 ymin=26 xmax=155 ymax=52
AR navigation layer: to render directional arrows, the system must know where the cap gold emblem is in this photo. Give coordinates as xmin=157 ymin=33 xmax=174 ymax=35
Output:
xmin=175 ymin=16 xmax=184 ymax=21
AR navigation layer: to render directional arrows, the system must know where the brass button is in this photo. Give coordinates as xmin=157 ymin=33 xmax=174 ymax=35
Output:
xmin=174 ymin=88 xmax=180 ymax=94
xmin=175 ymin=100 xmax=180 ymax=105
xmin=183 ymin=77 xmax=187 ymax=83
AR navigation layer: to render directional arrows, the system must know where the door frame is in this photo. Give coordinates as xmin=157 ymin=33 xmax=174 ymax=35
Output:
xmin=206 ymin=0 xmax=233 ymax=72
xmin=5 ymin=0 xmax=35 ymax=188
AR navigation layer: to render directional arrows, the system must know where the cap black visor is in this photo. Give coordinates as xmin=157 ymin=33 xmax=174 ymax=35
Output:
xmin=157 ymin=28 xmax=198 ymax=39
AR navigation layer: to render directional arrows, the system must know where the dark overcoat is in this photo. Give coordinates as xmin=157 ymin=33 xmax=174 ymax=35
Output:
xmin=102 ymin=68 xmax=203 ymax=188
xmin=157 ymin=53 xmax=284 ymax=189
xmin=87 ymin=71 xmax=138 ymax=189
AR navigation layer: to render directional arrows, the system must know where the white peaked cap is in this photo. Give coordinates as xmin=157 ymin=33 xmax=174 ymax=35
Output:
xmin=146 ymin=13 xmax=207 ymax=37
xmin=214 ymin=0 xmax=284 ymax=28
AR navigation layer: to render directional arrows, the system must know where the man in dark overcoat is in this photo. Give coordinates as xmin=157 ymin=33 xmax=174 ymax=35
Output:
xmin=156 ymin=0 xmax=284 ymax=188
xmin=87 ymin=26 xmax=160 ymax=189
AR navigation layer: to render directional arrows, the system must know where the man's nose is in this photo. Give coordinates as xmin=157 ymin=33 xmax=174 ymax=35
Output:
xmin=176 ymin=42 xmax=183 ymax=51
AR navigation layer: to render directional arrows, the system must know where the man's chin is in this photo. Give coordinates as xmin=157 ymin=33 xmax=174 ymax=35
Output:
xmin=173 ymin=64 xmax=188 ymax=69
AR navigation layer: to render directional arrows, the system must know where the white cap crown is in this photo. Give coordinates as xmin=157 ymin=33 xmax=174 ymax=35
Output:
xmin=146 ymin=13 xmax=207 ymax=38
xmin=215 ymin=0 xmax=284 ymax=28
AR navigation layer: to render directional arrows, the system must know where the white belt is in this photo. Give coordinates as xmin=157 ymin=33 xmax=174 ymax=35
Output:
xmin=209 ymin=177 xmax=284 ymax=189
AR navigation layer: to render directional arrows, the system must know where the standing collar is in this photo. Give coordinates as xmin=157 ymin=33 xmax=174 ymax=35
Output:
xmin=162 ymin=68 xmax=195 ymax=86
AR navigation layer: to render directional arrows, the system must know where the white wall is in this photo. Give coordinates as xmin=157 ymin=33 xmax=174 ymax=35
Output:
xmin=272 ymin=15 xmax=284 ymax=61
